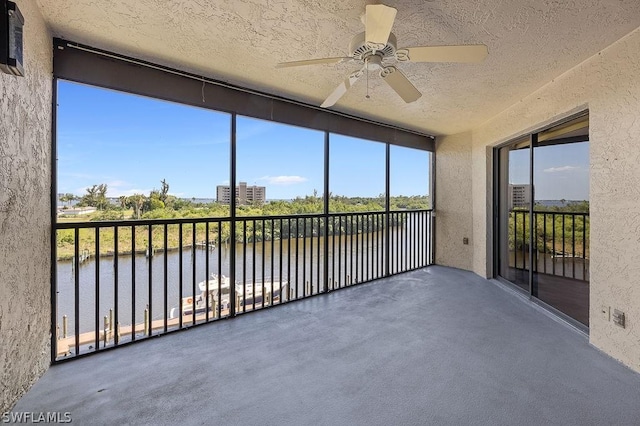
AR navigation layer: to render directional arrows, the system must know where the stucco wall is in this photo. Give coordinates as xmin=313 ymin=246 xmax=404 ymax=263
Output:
xmin=435 ymin=132 xmax=474 ymax=270
xmin=0 ymin=0 xmax=52 ymax=412
xmin=440 ymin=26 xmax=640 ymax=372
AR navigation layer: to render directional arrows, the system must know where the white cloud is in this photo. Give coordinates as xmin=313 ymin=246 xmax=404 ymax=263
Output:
xmin=106 ymin=188 xmax=153 ymax=198
xmin=257 ymin=175 xmax=308 ymax=185
xmin=543 ymin=165 xmax=579 ymax=173
xmin=77 ymin=180 xmax=150 ymax=197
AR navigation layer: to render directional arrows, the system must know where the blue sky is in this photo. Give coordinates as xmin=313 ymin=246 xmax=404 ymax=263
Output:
xmin=509 ymin=141 xmax=589 ymax=200
xmin=57 ymin=81 xmax=431 ymax=200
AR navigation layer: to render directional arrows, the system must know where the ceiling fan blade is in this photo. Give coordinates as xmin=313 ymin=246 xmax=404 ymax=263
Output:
xmin=365 ymin=4 xmax=397 ymax=47
xmin=276 ymin=57 xmax=352 ymax=68
xmin=404 ymin=45 xmax=488 ymax=63
xmin=320 ymin=71 xmax=363 ymax=108
xmin=380 ymin=67 xmax=422 ymax=103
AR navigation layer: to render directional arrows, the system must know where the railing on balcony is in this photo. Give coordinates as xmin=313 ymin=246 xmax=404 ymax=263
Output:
xmin=510 ymin=210 xmax=590 ymax=281
xmin=54 ymin=209 xmax=433 ymax=360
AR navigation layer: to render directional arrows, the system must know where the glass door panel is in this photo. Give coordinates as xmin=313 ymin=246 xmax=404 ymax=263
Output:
xmin=497 ymin=139 xmax=531 ymax=292
xmin=533 ymin=140 xmax=590 ymax=326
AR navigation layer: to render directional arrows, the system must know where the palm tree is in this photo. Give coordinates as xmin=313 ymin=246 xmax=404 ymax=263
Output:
xmin=127 ymin=194 xmax=146 ymax=219
xmin=160 ymin=179 xmax=169 ymax=204
xmin=59 ymin=193 xmax=76 ymax=208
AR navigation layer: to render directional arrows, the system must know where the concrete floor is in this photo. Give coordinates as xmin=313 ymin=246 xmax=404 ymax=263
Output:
xmin=13 ymin=266 xmax=640 ymax=425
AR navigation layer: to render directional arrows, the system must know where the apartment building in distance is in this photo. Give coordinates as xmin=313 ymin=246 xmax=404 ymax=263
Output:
xmin=217 ymin=182 xmax=266 ymax=205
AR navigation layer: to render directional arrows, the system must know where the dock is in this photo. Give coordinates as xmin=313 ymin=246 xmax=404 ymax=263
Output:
xmin=55 ymin=279 xmax=349 ymax=358
xmin=56 ymin=302 xmax=274 ymax=358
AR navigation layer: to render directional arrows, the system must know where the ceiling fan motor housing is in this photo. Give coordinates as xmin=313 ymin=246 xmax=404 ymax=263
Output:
xmin=349 ymin=31 xmax=397 ymax=64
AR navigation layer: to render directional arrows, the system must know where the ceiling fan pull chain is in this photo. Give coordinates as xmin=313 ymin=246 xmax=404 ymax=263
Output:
xmin=365 ymin=57 xmax=370 ymax=99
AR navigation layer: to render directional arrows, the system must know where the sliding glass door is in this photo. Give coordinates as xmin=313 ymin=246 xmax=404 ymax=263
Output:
xmin=495 ymin=115 xmax=590 ymax=327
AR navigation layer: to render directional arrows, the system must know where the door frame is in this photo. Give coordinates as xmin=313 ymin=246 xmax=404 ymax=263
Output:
xmin=491 ymin=111 xmax=590 ymax=333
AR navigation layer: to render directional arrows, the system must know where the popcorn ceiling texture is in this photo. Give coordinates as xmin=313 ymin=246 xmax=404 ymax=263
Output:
xmin=0 ymin=0 xmax=52 ymax=412
xmin=467 ymin=27 xmax=640 ymax=373
xmin=35 ymin=0 xmax=640 ymax=136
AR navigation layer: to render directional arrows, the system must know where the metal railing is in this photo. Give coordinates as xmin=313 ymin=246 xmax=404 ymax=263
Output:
xmin=510 ymin=210 xmax=589 ymax=281
xmin=54 ymin=209 xmax=433 ymax=360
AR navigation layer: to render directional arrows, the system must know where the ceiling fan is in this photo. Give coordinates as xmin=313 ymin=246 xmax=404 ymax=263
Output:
xmin=276 ymin=4 xmax=488 ymax=108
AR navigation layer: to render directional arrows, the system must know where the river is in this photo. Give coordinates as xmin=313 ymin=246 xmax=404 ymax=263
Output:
xmin=56 ymin=229 xmax=428 ymax=335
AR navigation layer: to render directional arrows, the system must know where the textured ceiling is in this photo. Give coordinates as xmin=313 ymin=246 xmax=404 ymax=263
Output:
xmin=36 ymin=0 xmax=640 ymax=136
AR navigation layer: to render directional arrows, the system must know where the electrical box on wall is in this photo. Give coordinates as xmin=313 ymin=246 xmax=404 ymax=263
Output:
xmin=0 ymin=0 xmax=24 ymax=76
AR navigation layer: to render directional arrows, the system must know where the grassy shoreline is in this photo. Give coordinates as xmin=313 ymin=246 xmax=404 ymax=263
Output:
xmin=56 ymin=223 xmax=226 ymax=261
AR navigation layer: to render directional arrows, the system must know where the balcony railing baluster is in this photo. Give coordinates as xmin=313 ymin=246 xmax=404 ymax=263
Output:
xmin=217 ymin=222 xmax=222 ymax=318
xmin=339 ymin=216 xmax=343 ymax=288
xmin=178 ymin=224 xmax=183 ymax=330
xmin=562 ymin=215 xmax=566 ymax=277
xmin=317 ymin=218 xmax=321 ymax=294
xmin=243 ymin=220 xmax=247 ymax=313
xmin=205 ymin=222 xmax=210 ymax=322
xmin=114 ymin=226 xmax=120 ymax=344
xmin=163 ymin=224 xmax=168 ymax=333
xmin=271 ymin=219 xmax=275 ymax=305
xmin=404 ymin=212 xmax=408 ymax=271
xmin=522 ymin=212 xmax=526 ymax=270
xmin=295 ymin=218 xmax=300 ymax=299
xmin=252 ymin=218 xmax=256 ymax=312
xmin=582 ymin=214 xmax=587 ymax=280
xmin=148 ymin=225 xmax=153 ymax=335
xmin=55 ymin=210 xmax=433 ymax=359
xmin=508 ymin=210 xmax=589 ymax=282
xmin=94 ymin=228 xmax=100 ymax=349
xmin=572 ymin=215 xmax=576 ymax=279
xmin=279 ymin=219 xmax=283 ymax=303
xmin=542 ymin=213 xmax=547 ymax=275
xmin=131 ymin=225 xmax=136 ymax=342
xmin=302 ymin=219 xmax=313 ymax=296
xmin=191 ymin=222 xmax=197 ymax=325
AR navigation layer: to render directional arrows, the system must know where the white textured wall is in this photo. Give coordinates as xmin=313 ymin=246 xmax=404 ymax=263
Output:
xmin=0 ymin=0 xmax=52 ymax=412
xmin=451 ymin=26 xmax=640 ymax=372
xmin=435 ymin=132 xmax=474 ymax=270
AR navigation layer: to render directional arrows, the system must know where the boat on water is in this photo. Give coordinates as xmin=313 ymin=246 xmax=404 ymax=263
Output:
xmin=169 ymin=275 xmax=289 ymax=318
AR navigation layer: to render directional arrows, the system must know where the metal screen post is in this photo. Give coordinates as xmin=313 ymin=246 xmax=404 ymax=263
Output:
xmin=385 ymin=143 xmax=390 ymax=276
xmin=229 ymin=113 xmax=237 ymax=317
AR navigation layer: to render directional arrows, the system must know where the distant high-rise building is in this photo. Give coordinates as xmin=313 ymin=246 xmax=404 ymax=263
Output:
xmin=216 ymin=182 xmax=266 ymax=205
xmin=508 ymin=184 xmax=531 ymax=210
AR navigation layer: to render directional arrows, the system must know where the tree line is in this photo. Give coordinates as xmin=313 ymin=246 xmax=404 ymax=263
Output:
xmin=60 ymin=180 xmax=431 ymax=221
xmin=56 ymin=181 xmax=432 ymax=260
